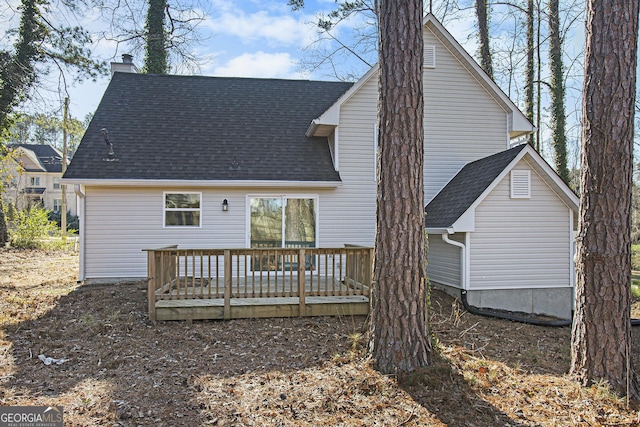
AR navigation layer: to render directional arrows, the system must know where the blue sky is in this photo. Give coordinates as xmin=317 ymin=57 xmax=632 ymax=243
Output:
xmin=57 ymin=0 xmax=479 ymax=120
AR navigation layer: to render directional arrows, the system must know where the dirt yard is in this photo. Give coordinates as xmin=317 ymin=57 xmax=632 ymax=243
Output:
xmin=1 ymin=248 xmax=639 ymax=426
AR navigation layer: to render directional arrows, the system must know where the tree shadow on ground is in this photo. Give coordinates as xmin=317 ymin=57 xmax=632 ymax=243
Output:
xmin=2 ymin=282 xmax=541 ymax=425
xmin=398 ymin=360 xmax=528 ymax=427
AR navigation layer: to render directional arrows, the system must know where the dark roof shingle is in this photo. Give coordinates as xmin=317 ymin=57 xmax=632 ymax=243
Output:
xmin=64 ymin=74 xmax=353 ymax=182
xmin=10 ymin=144 xmax=63 ymax=173
xmin=425 ymin=145 xmax=527 ymax=229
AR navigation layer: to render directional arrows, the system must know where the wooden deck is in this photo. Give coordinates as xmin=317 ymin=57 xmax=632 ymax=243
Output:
xmin=155 ymin=295 xmax=369 ymax=321
xmin=145 ymin=246 xmax=373 ymax=321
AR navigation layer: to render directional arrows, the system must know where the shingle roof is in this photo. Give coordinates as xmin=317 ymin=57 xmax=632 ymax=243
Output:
xmin=10 ymin=144 xmax=63 ymax=173
xmin=425 ymin=144 xmax=527 ymax=229
xmin=64 ymin=73 xmax=353 ymax=182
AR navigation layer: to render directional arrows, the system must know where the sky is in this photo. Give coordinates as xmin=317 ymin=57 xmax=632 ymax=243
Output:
xmin=37 ymin=0 xmax=479 ymax=121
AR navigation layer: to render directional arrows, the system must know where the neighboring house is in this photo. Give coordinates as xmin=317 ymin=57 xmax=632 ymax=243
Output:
xmin=63 ymin=14 xmax=577 ymax=319
xmin=4 ymin=144 xmax=77 ymax=216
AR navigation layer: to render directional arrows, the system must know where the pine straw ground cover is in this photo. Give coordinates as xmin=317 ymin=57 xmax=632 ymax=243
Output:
xmin=1 ymin=249 xmax=640 ymax=426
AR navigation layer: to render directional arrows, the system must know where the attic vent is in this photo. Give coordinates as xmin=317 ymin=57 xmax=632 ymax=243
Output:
xmin=425 ymin=45 xmax=436 ymax=68
xmin=510 ymin=170 xmax=531 ymax=198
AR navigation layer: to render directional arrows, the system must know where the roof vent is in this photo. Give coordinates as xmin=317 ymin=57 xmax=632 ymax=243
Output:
xmin=122 ymin=54 xmax=133 ymax=64
xmin=510 ymin=170 xmax=530 ymax=198
xmin=101 ymin=128 xmax=118 ymax=162
xmin=425 ymin=45 xmax=436 ymax=68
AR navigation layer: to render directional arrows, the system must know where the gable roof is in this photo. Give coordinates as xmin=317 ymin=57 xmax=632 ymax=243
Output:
xmin=10 ymin=144 xmax=64 ymax=173
xmin=425 ymin=144 xmax=578 ymax=231
xmin=308 ymin=14 xmax=534 ymax=139
xmin=64 ymin=74 xmax=353 ymax=184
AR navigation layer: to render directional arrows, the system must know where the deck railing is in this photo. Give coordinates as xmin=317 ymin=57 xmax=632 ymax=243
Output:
xmin=144 ymin=246 xmax=373 ymax=320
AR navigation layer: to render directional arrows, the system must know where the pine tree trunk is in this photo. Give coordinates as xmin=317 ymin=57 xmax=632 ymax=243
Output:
xmin=525 ymin=0 xmax=535 ymax=147
xmin=571 ymin=0 xmax=640 ymax=398
xmin=368 ymin=0 xmax=432 ymax=374
xmin=476 ymin=0 xmax=493 ymax=79
xmin=548 ymin=0 xmax=570 ymax=183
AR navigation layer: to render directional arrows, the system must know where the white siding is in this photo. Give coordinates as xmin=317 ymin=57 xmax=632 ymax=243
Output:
xmin=83 ymin=185 xmax=375 ymax=279
xmin=423 ymin=27 xmax=510 ymax=203
xmin=469 ymin=159 xmax=572 ymax=290
xmin=84 ymin=187 xmax=247 ymax=278
xmin=427 ymin=233 xmax=463 ymax=288
xmin=321 ymin=76 xmax=379 ymax=248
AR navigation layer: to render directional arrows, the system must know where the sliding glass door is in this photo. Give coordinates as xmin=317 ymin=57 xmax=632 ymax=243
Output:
xmin=249 ymin=196 xmax=317 ymax=248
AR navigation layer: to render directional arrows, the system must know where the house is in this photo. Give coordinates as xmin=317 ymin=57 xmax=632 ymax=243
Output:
xmin=4 ymin=144 xmax=77 ymax=216
xmin=63 ymin=14 xmax=577 ymax=319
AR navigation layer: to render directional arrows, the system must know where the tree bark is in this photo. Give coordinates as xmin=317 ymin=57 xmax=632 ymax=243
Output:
xmin=525 ymin=0 xmax=535 ymax=147
xmin=476 ymin=0 xmax=493 ymax=79
xmin=548 ymin=0 xmax=570 ymax=184
xmin=571 ymin=0 xmax=640 ymax=398
xmin=368 ymin=0 xmax=432 ymax=374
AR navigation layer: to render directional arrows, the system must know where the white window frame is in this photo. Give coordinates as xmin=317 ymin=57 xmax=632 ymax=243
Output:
xmin=30 ymin=176 xmax=40 ymax=186
xmin=53 ymin=178 xmax=61 ymax=189
xmin=510 ymin=170 xmax=531 ymax=199
xmin=53 ymin=199 xmax=62 ymax=212
xmin=245 ymin=194 xmax=319 ymax=248
xmin=163 ymin=192 xmax=202 ymax=228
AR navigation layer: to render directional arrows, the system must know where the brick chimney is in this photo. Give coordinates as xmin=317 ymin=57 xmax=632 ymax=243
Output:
xmin=110 ymin=54 xmax=138 ymax=75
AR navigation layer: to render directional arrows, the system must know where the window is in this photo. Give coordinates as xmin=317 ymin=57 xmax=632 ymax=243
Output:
xmin=249 ymin=196 xmax=317 ymax=248
xmin=164 ymin=192 xmax=201 ymax=227
xmin=53 ymin=178 xmax=60 ymax=189
xmin=29 ymin=176 xmax=40 ymax=186
xmin=510 ymin=170 xmax=531 ymax=198
xmin=53 ymin=199 xmax=62 ymax=212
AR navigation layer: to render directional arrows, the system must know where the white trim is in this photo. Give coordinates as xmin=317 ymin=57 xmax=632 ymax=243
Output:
xmin=61 ymin=179 xmax=342 ymax=188
xmin=422 ymin=13 xmax=534 ymax=138
xmin=373 ymin=123 xmax=378 ymax=181
xmin=450 ymin=144 xmax=579 ymax=232
xmin=569 ymin=207 xmax=575 ymax=291
xmin=74 ymin=184 xmax=86 ymax=282
xmin=334 ymin=128 xmax=340 ymax=171
xmin=163 ymin=191 xmax=202 ymax=228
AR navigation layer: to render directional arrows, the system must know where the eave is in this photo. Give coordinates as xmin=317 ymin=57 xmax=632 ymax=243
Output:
xmin=60 ymin=178 xmax=343 ymax=189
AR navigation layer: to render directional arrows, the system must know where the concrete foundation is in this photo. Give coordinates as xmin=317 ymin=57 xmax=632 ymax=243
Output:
xmin=432 ymin=282 xmax=573 ymax=320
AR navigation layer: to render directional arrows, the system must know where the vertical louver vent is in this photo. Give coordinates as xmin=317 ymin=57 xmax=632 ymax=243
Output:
xmin=511 ymin=170 xmax=531 ymax=198
xmin=425 ymin=45 xmax=436 ymax=68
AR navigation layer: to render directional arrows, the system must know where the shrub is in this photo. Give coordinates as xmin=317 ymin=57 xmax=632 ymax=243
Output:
xmin=48 ymin=210 xmax=79 ymax=233
xmin=8 ymin=206 xmax=60 ymax=249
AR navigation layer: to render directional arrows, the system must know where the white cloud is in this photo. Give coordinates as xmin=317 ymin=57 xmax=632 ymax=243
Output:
xmin=204 ymin=2 xmax=318 ymax=48
xmin=211 ymin=51 xmax=304 ymax=79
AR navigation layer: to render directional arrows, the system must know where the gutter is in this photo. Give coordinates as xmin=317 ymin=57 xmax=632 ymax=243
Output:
xmin=74 ymin=184 xmax=85 ymax=282
xmin=441 ymin=231 xmax=467 ymax=290
xmin=60 ymin=178 xmax=343 ymax=188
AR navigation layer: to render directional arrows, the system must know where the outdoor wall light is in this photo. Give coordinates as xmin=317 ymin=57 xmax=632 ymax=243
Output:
xmin=222 ymin=199 xmax=229 ymax=211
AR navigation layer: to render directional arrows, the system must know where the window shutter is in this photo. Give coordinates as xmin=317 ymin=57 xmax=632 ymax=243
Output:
xmin=511 ymin=170 xmax=531 ymax=198
xmin=424 ymin=45 xmax=436 ymax=68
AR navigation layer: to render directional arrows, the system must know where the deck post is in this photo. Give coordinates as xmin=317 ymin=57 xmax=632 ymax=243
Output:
xmin=224 ymin=250 xmax=231 ymax=320
xmin=147 ymin=250 xmax=157 ymax=321
xmin=298 ymin=249 xmax=306 ymax=316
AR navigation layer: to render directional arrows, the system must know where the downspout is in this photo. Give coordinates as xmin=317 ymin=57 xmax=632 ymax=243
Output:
xmin=74 ymin=184 xmax=85 ymax=282
xmin=441 ymin=230 xmax=573 ymax=327
xmin=441 ymin=231 xmax=467 ymax=290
